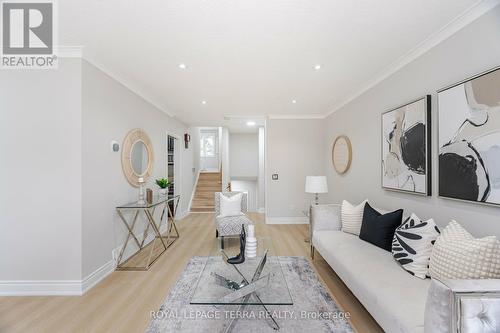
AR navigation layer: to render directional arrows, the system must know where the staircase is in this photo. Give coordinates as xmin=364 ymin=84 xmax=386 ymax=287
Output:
xmin=190 ymin=172 xmax=222 ymax=212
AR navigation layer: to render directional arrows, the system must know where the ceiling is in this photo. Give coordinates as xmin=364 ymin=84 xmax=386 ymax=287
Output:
xmin=60 ymin=0 xmax=485 ymax=128
xmin=224 ymin=117 xmax=265 ymax=134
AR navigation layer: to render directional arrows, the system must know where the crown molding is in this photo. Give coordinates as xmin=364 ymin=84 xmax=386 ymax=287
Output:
xmin=83 ymin=54 xmax=177 ymax=118
xmin=223 ymin=114 xmax=267 ymax=120
xmin=324 ymin=0 xmax=500 ymax=118
xmin=51 ymin=46 xmax=178 ymax=119
xmin=268 ymin=114 xmax=325 ymax=120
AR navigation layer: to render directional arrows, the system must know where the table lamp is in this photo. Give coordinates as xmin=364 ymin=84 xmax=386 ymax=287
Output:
xmin=305 ymin=176 xmax=328 ymax=205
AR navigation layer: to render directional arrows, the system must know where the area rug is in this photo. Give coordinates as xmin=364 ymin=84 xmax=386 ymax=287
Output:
xmin=146 ymin=256 xmax=354 ymax=333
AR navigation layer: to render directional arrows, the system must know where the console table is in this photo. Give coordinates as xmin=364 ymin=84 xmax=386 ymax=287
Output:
xmin=115 ymin=195 xmax=180 ymax=271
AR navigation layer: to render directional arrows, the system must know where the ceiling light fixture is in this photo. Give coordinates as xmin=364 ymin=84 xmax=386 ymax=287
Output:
xmin=178 ymin=63 xmax=187 ymax=69
xmin=292 ymin=99 xmax=297 ymax=104
xmin=201 ymin=100 xmax=207 ymax=105
xmin=246 ymin=121 xmax=256 ymax=127
xmin=314 ymin=64 xmax=321 ymax=70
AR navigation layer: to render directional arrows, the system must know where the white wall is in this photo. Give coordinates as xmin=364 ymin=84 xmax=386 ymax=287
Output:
xmin=266 ymin=119 xmax=325 ymax=221
xmin=191 ymin=127 xmax=201 ymax=175
xmin=229 ymin=133 xmax=259 ymax=178
xmin=82 ymin=60 xmax=194 ymax=278
xmin=0 ymin=58 xmax=83 ymax=284
xmin=324 ymin=6 xmax=500 ymax=238
xmin=258 ymin=127 xmax=266 ymax=212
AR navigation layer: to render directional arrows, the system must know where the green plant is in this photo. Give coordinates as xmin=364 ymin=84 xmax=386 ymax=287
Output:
xmin=155 ymin=178 xmax=170 ymax=189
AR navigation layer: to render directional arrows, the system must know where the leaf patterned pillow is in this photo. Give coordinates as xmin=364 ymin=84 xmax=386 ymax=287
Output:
xmin=392 ymin=213 xmax=440 ymax=279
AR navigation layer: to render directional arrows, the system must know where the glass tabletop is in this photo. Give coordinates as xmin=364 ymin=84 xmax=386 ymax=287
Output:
xmin=190 ymin=237 xmax=293 ymax=305
xmin=116 ymin=194 xmax=179 ymax=209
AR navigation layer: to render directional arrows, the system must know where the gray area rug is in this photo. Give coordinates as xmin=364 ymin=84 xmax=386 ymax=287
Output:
xmin=146 ymin=256 xmax=354 ymax=333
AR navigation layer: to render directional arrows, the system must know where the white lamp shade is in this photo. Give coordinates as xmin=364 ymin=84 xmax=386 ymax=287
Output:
xmin=305 ymin=176 xmax=328 ymax=193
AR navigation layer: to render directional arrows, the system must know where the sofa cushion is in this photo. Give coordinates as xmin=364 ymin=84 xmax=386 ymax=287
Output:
xmin=341 ymin=199 xmax=367 ymax=235
xmin=313 ymin=230 xmax=430 ymax=333
xmin=392 ymin=213 xmax=440 ymax=279
xmin=359 ymin=203 xmax=403 ymax=251
xmin=311 ymin=204 xmax=341 ymax=231
xmin=429 ymin=220 xmax=500 ymax=280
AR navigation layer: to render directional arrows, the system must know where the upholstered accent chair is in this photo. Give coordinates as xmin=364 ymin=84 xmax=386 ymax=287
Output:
xmin=214 ymin=192 xmax=253 ymax=248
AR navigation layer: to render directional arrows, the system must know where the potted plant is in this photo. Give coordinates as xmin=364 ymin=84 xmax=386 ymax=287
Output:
xmin=155 ymin=178 xmax=170 ymax=195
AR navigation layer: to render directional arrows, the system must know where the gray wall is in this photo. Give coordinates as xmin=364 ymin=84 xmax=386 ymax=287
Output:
xmin=229 ymin=133 xmax=259 ymax=178
xmin=82 ymin=60 xmax=194 ymax=277
xmin=0 ymin=59 xmax=83 ymax=281
xmin=324 ymin=7 xmax=500 ymax=238
xmin=267 ymin=119 xmax=325 ymax=218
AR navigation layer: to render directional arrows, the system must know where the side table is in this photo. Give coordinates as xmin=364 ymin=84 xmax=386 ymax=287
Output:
xmin=115 ymin=195 xmax=180 ymax=270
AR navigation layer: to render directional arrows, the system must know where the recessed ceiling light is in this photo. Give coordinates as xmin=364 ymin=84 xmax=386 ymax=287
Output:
xmin=201 ymin=100 xmax=207 ymax=105
xmin=314 ymin=64 xmax=321 ymax=70
xmin=178 ymin=63 xmax=187 ymax=69
xmin=292 ymin=99 xmax=297 ymax=104
xmin=246 ymin=121 xmax=256 ymax=127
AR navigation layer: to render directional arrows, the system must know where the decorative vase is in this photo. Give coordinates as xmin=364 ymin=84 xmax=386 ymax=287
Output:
xmin=245 ymin=225 xmax=257 ymax=259
xmin=160 ymin=188 xmax=168 ymax=195
xmin=227 ymin=225 xmax=246 ymax=264
xmin=137 ymin=178 xmax=146 ymax=204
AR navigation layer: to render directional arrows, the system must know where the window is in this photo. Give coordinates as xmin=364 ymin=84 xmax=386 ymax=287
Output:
xmin=201 ymin=133 xmax=216 ymax=157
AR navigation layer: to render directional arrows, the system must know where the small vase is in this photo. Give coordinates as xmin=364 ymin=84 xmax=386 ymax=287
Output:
xmin=245 ymin=225 xmax=257 ymax=258
xmin=160 ymin=188 xmax=168 ymax=195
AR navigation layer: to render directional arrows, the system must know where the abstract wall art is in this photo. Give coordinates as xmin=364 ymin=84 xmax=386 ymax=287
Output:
xmin=438 ymin=66 xmax=500 ymax=205
xmin=382 ymin=96 xmax=431 ymax=195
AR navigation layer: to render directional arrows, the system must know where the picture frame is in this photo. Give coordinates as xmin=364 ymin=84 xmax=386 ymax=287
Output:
xmin=437 ymin=65 xmax=500 ymax=206
xmin=381 ymin=95 xmax=432 ymax=195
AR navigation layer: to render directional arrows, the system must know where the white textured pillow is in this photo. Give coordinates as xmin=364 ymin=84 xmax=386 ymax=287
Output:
xmin=341 ymin=199 xmax=368 ymax=235
xmin=392 ymin=213 xmax=440 ymax=279
xmin=429 ymin=220 xmax=500 ymax=280
xmin=218 ymin=193 xmax=243 ymax=218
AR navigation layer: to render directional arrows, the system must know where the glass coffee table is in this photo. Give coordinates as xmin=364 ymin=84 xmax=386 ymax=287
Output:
xmin=190 ymin=236 xmax=292 ymax=331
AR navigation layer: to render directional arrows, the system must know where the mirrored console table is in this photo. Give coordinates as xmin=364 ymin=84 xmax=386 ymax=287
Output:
xmin=115 ymin=195 xmax=180 ymax=271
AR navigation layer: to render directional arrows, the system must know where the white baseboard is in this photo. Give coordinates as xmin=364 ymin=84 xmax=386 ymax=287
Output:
xmin=0 ymin=259 xmax=116 ymax=296
xmin=175 ymin=210 xmax=190 ymax=221
xmin=81 ymin=260 xmax=116 ymax=294
xmin=0 ymin=280 xmax=83 ymax=296
xmin=265 ymin=216 xmax=309 ymax=224
xmin=0 ymin=220 xmax=176 ymax=296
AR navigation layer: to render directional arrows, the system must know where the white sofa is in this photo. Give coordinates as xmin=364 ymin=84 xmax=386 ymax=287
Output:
xmin=310 ymin=203 xmax=500 ymax=333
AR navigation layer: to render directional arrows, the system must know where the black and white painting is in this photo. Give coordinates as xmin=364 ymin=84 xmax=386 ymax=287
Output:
xmin=382 ymin=96 xmax=431 ymax=195
xmin=438 ymin=67 xmax=500 ymax=205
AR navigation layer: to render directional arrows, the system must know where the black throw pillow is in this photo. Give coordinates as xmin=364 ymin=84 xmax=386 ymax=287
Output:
xmin=359 ymin=203 xmax=403 ymax=251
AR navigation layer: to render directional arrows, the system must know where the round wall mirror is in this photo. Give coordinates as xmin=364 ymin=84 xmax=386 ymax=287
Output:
xmin=122 ymin=128 xmax=154 ymax=187
xmin=332 ymin=135 xmax=352 ymax=175
xmin=130 ymin=140 xmax=149 ymax=176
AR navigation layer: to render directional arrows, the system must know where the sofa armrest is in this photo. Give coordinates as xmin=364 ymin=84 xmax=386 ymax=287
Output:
xmin=425 ymin=278 xmax=500 ymax=333
xmin=311 ymin=204 xmax=341 ymax=234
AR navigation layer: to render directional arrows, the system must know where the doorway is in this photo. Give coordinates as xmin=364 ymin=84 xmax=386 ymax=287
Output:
xmin=200 ymin=129 xmax=220 ymax=172
xmin=167 ymin=134 xmax=181 ymax=214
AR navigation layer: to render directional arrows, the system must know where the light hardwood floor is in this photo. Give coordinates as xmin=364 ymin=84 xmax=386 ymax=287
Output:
xmin=0 ymin=213 xmax=383 ymax=333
